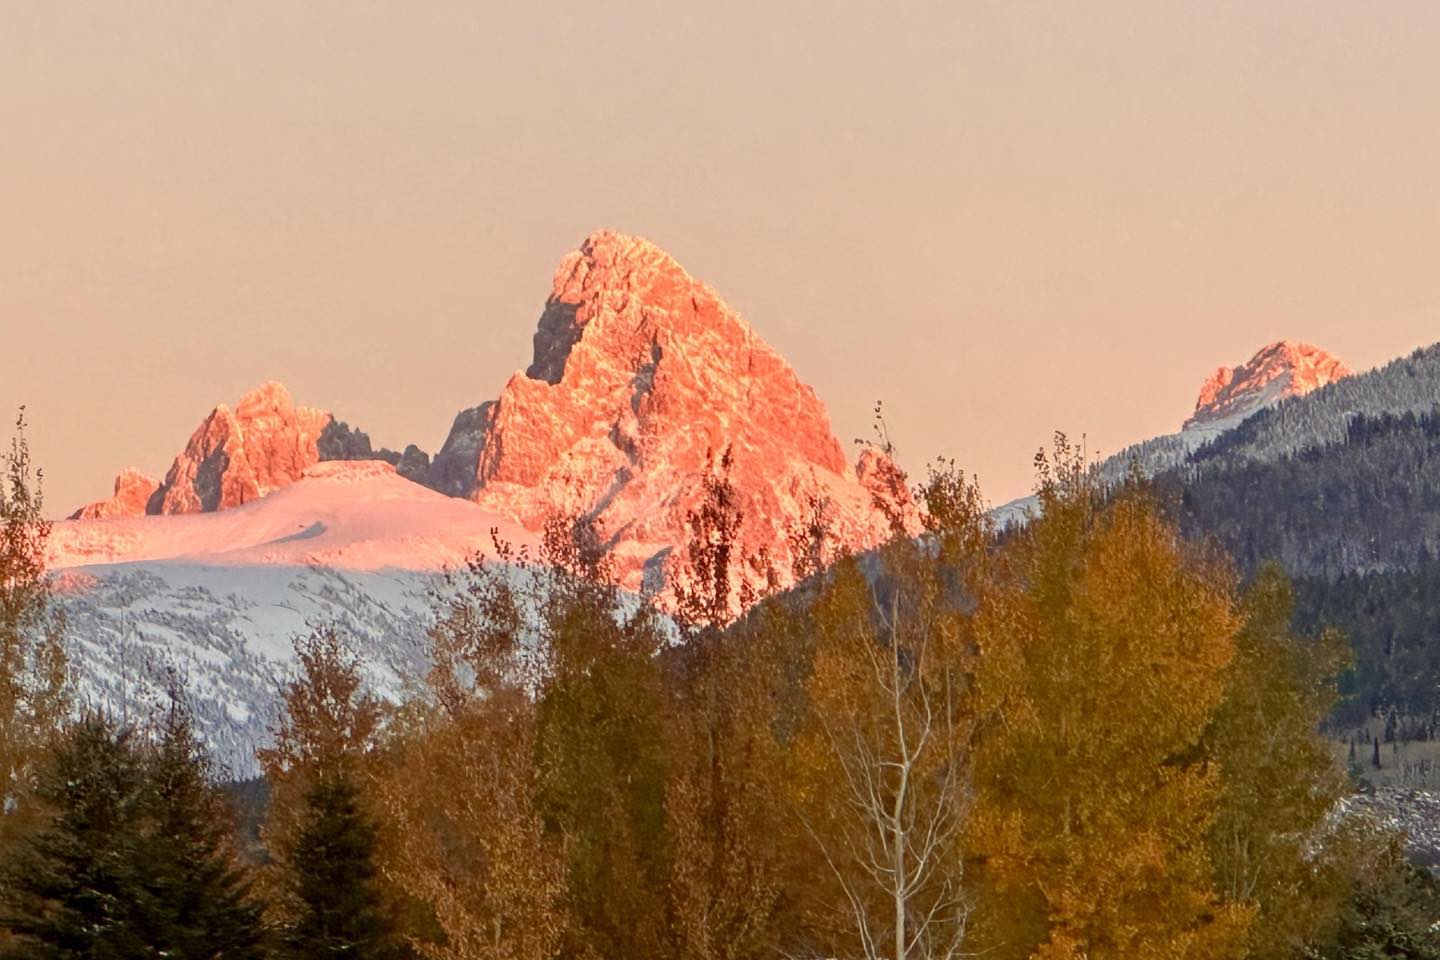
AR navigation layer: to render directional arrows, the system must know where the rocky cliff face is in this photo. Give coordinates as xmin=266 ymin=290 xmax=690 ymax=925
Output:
xmin=1186 ymin=341 xmax=1353 ymax=429
xmin=437 ymin=229 xmax=904 ymax=589
xmin=74 ymin=231 xmax=906 ymax=593
xmin=147 ymin=382 xmax=333 ymax=514
xmin=70 ymin=467 xmax=161 ymax=520
xmin=75 ymin=386 xmax=434 ymax=519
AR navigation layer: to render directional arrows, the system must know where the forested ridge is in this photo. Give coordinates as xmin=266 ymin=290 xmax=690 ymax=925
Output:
xmin=1173 ymin=408 xmax=1440 ymax=578
xmin=1041 ymin=341 xmax=1440 ymax=732
xmin=1192 ymin=343 xmax=1440 ymax=468
xmin=1159 ymin=405 xmax=1440 ymax=725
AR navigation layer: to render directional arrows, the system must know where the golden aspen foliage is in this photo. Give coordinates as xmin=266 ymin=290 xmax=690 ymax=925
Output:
xmin=1207 ymin=563 xmax=1355 ymax=958
xmin=969 ymin=437 xmax=1249 ymax=960
xmin=0 ymin=410 xmax=68 ymax=845
xmin=430 ymin=515 xmax=673 ymax=960
xmin=786 ymin=458 xmax=988 ymax=960
xmin=381 ymin=691 xmax=566 ymax=960
xmin=664 ymin=454 xmax=799 ymax=960
xmin=378 ymin=527 xmax=569 ymax=960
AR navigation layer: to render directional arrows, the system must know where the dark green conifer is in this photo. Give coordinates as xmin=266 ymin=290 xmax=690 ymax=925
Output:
xmin=282 ymin=769 xmax=402 ymax=960
xmin=135 ymin=698 xmax=270 ymax=959
xmin=0 ymin=713 xmax=149 ymax=959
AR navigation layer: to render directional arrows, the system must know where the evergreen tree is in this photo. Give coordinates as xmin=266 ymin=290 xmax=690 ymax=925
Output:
xmin=135 ymin=698 xmax=270 ymax=959
xmin=1323 ymin=845 xmax=1440 ymax=960
xmin=282 ymin=770 xmax=401 ymax=960
xmin=258 ymin=624 xmax=388 ymax=919
xmin=0 ymin=714 xmax=149 ymax=959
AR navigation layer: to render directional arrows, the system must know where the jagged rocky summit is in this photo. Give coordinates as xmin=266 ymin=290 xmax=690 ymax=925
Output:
xmin=990 ymin=338 xmax=1353 ymax=528
xmin=439 ymin=230 xmax=908 ymax=588
xmin=1186 ymin=340 xmax=1353 ymax=430
xmin=67 ymin=230 xmax=907 ymax=592
xmin=72 ymin=381 xmax=429 ymax=520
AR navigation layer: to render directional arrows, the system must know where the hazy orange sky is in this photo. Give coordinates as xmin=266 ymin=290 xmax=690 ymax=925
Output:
xmin=3 ymin=1 xmax=1438 ymax=516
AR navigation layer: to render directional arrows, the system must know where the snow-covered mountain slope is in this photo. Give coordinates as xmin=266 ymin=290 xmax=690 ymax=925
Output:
xmin=991 ymin=340 xmax=1353 ymax=528
xmin=1189 ymin=342 xmax=1440 ymax=469
xmin=57 ymin=562 xmax=441 ymax=776
xmin=60 ymin=229 xmax=919 ymax=771
xmin=52 ymin=459 xmax=537 ymax=572
xmin=52 ymin=461 xmax=538 ymax=774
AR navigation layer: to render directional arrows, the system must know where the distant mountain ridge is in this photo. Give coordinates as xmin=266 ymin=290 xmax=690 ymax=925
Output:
xmin=53 ymin=230 xmax=910 ymax=767
xmin=1187 ymin=341 xmax=1352 ymax=429
xmin=1169 ymin=342 xmax=1440 ymax=578
xmin=1159 ymin=342 xmax=1440 ymax=725
xmin=70 ymin=230 xmax=905 ymax=593
xmin=988 ymin=339 xmax=1440 ymax=727
xmin=992 ymin=339 xmax=1355 ymax=527
xmin=72 ymin=381 xmax=430 ymax=519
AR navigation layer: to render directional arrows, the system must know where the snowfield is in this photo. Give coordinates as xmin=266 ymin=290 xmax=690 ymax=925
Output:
xmin=50 ymin=461 xmax=540 ymax=775
xmin=50 ymin=459 xmax=538 ymax=572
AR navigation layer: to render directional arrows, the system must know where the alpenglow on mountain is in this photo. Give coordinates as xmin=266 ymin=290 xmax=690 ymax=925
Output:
xmin=991 ymin=339 xmax=1354 ymax=527
xmin=52 ymin=230 xmax=910 ymax=768
xmin=1187 ymin=340 xmax=1353 ymax=429
xmin=69 ymin=230 xmax=905 ymax=590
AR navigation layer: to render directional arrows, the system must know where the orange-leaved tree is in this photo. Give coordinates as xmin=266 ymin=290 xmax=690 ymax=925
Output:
xmin=969 ymin=435 xmax=1249 ymax=960
xmin=665 ymin=451 xmax=801 ymax=960
xmin=0 ymin=408 xmax=68 ymax=846
xmin=381 ymin=529 xmax=567 ymax=960
xmin=1207 ymin=563 xmax=1355 ymax=958
xmin=788 ymin=456 xmax=989 ymax=960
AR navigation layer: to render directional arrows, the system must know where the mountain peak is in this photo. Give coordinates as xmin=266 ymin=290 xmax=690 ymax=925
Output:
xmin=1186 ymin=340 xmax=1353 ymax=429
xmin=149 ymin=381 xmax=333 ymax=514
xmin=527 ymin=230 xmax=718 ymax=385
xmin=74 ymin=231 xmax=903 ymax=595
xmin=438 ymin=229 xmax=898 ymax=591
xmin=235 ymin=380 xmax=298 ymax=415
xmin=69 ymin=466 xmax=161 ymax=520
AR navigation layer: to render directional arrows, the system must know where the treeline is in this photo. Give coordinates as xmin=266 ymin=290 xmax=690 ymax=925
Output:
xmin=1158 ymin=406 xmax=1440 ymax=726
xmin=1170 ymin=406 xmax=1440 ymax=580
xmin=1293 ymin=561 xmax=1440 ymax=728
xmin=3 ymin=420 xmax=1440 ymax=959
xmin=1192 ymin=343 xmax=1440 ymax=467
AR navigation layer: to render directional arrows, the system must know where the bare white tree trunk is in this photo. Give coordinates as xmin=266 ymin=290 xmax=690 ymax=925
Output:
xmin=801 ymin=575 xmax=972 ymax=960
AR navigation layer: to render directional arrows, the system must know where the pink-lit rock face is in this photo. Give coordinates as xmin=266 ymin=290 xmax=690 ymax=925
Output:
xmin=1186 ymin=341 xmax=1353 ymax=429
xmin=71 ymin=231 xmax=912 ymax=599
xmin=69 ymin=467 xmax=161 ymax=520
xmin=447 ymin=229 xmax=903 ymax=590
xmin=150 ymin=382 xmax=333 ymax=514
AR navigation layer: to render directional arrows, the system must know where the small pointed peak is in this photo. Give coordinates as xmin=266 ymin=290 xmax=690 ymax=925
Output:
xmin=113 ymin=465 xmax=157 ymax=489
xmin=1187 ymin=340 xmax=1352 ymax=428
xmin=527 ymin=230 xmax=723 ymax=384
xmin=235 ymin=380 xmax=296 ymax=415
xmin=549 ymin=229 xmax=698 ymax=306
xmin=69 ymin=467 xmax=160 ymax=520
